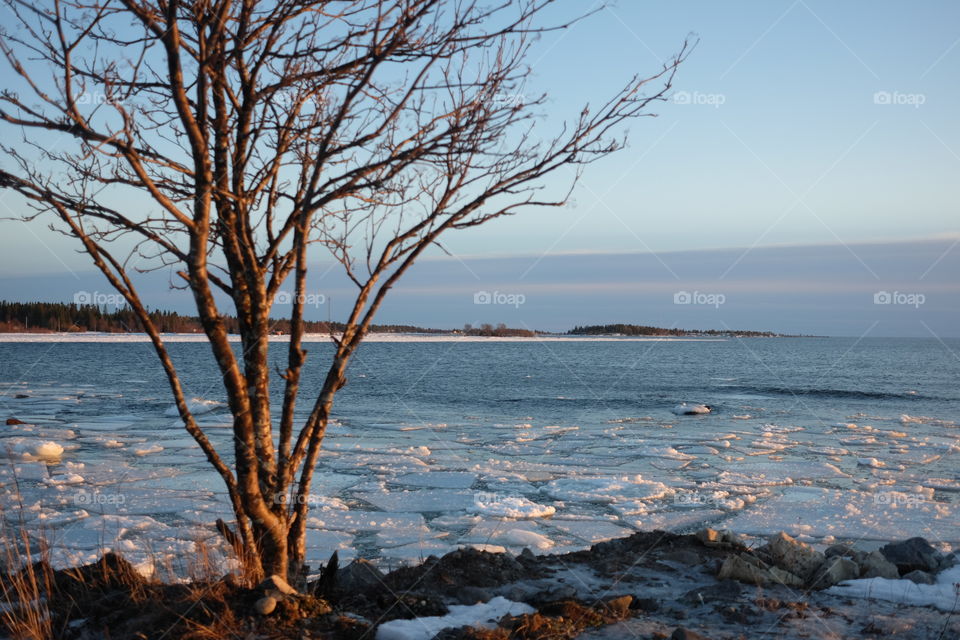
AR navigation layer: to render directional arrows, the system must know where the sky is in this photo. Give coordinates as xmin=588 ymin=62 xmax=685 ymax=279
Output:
xmin=0 ymin=0 xmax=957 ymax=336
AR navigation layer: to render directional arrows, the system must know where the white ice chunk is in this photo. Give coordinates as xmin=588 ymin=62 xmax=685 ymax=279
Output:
xmin=543 ymin=475 xmax=672 ymax=504
xmin=464 ymin=522 xmax=555 ymax=551
xmin=671 ymin=403 xmax=711 ymax=415
xmin=134 ymin=444 xmax=164 ymax=456
xmin=164 ymin=398 xmax=223 ymax=417
xmin=469 ymin=492 xmax=556 ymax=519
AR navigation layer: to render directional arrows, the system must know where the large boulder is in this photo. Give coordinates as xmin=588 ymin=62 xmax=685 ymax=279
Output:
xmin=879 ymin=537 xmax=941 ymax=574
xmin=903 ymin=570 xmax=936 ymax=585
xmin=764 ymin=532 xmax=825 ymax=581
xmin=810 ymin=556 xmax=859 ymax=588
xmin=717 ymin=554 xmax=803 ymax=587
xmin=859 ymin=550 xmax=900 ymax=579
xmin=336 ymin=558 xmax=385 ymax=594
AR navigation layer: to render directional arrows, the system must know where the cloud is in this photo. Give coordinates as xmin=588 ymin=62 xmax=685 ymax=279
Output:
xmin=1 ymin=239 xmax=956 ymax=337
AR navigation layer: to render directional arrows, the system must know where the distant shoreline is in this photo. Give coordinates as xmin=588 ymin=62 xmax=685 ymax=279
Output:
xmin=0 ymin=332 xmax=728 ymax=343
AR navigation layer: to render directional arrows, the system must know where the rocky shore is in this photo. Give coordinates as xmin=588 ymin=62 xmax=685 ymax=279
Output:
xmin=6 ymin=530 xmax=958 ymax=639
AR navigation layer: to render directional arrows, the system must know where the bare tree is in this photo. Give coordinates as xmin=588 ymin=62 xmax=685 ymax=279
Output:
xmin=0 ymin=0 xmax=687 ymax=581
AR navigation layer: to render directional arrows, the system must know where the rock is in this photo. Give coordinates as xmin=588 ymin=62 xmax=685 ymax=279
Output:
xmin=382 ymin=547 xmax=531 ymax=591
xmin=5 ymin=418 xmax=24 ymax=425
xmin=671 ymin=627 xmax=711 ymax=640
xmin=764 ymin=532 xmax=825 ymax=580
xmin=258 ymin=574 xmax=297 ymax=596
xmin=718 ymin=555 xmax=772 ymax=585
xmin=810 ymin=556 xmax=859 ymax=588
xmin=902 ymin=569 xmax=936 ymax=585
xmin=313 ymin=550 xmax=339 ymax=596
xmin=720 ymin=530 xmax=745 ymax=547
xmin=879 ymin=537 xmax=941 ymax=574
xmin=859 ymin=550 xmax=900 ymax=579
xmin=695 ymin=528 xmax=741 ymax=549
xmin=255 ymin=596 xmax=278 ymax=615
xmin=767 ymin=566 xmax=804 ymax=587
xmin=696 ymin=528 xmax=721 ymax=546
xmin=824 ymin=543 xmax=856 ymax=559
xmin=336 ymin=558 xmax=385 ymax=593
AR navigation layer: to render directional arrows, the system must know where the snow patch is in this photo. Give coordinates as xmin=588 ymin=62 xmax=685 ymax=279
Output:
xmin=828 ymin=565 xmax=960 ymax=612
xmin=376 ymin=597 xmax=534 ymax=640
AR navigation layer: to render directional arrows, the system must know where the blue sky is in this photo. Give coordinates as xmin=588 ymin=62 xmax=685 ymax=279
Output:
xmin=0 ymin=1 xmax=957 ymax=335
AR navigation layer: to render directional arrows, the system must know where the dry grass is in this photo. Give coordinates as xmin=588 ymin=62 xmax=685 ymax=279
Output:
xmin=0 ymin=522 xmax=55 ymax=640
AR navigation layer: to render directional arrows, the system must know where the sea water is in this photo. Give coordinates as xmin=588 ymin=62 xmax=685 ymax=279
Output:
xmin=0 ymin=336 xmax=957 ymax=574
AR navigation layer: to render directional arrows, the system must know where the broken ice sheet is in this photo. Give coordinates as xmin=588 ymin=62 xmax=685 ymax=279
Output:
xmin=393 ymin=471 xmax=477 ymax=489
xmin=723 ymin=486 xmax=959 ymax=542
xmin=355 ymin=488 xmax=474 ymax=512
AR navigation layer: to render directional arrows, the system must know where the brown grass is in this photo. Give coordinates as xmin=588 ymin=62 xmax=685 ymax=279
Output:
xmin=0 ymin=522 xmax=55 ymax=640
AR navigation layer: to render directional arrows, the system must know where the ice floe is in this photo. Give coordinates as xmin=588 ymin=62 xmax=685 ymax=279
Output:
xmin=164 ymin=398 xmax=223 ymax=417
xmin=469 ymin=492 xmax=556 ymax=519
xmin=672 ymin=403 xmax=712 ymax=415
xmin=543 ymin=475 xmax=672 ymax=504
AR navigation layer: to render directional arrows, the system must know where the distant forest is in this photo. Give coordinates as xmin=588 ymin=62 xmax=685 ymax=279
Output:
xmin=567 ymin=323 xmax=785 ymax=337
xmin=0 ymin=301 xmax=536 ymax=336
xmin=0 ymin=301 xmax=790 ymax=338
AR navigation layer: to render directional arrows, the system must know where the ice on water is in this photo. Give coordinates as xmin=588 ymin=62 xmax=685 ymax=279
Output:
xmin=1 ymin=380 xmax=958 ymax=586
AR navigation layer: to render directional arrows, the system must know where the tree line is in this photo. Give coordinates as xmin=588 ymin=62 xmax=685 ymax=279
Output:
xmin=567 ymin=323 xmax=785 ymax=337
xmin=0 ymin=301 xmax=541 ymax=336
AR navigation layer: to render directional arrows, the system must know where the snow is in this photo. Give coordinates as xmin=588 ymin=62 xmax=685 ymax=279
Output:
xmin=375 ymin=597 xmax=534 ymax=640
xmin=828 ymin=565 xmax=960 ymax=612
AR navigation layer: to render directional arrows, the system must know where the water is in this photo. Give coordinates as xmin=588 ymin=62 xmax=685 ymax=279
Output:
xmin=1 ymin=336 xmax=958 ymax=572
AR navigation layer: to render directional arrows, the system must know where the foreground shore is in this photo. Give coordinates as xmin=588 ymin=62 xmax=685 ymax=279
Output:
xmin=4 ymin=529 xmax=956 ymax=640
